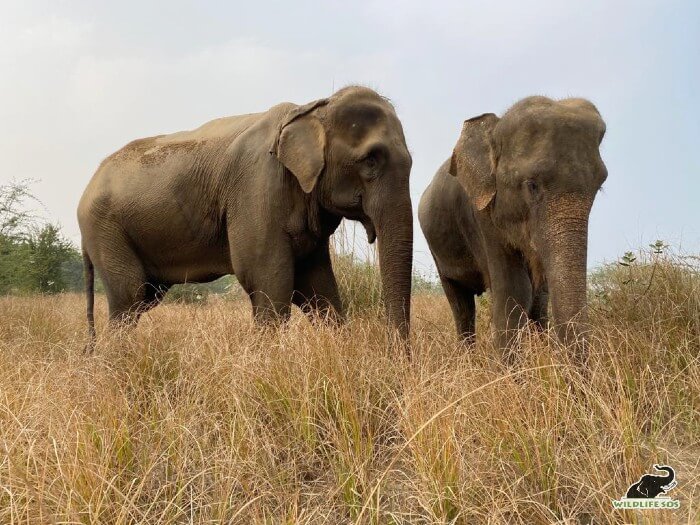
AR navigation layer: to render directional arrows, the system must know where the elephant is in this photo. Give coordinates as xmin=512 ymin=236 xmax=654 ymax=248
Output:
xmin=626 ymin=465 xmax=676 ymax=498
xmin=418 ymin=96 xmax=607 ymax=361
xmin=78 ymin=86 xmax=413 ymax=346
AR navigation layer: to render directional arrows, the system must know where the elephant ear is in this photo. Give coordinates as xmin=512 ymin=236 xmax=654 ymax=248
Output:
xmin=273 ymin=99 xmax=329 ymax=193
xmin=449 ymin=113 xmax=499 ymax=211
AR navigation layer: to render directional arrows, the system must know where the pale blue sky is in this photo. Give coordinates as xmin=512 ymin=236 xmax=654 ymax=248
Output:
xmin=1 ymin=1 xmax=698 ymax=275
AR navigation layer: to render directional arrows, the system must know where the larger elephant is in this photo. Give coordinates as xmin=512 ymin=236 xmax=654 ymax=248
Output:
xmin=78 ymin=86 xmax=413 ymax=344
xmin=419 ymin=96 xmax=607 ymax=361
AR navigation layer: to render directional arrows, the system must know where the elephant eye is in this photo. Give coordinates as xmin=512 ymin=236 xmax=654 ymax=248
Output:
xmin=361 ymin=145 xmax=388 ymax=167
xmin=359 ymin=146 xmax=387 ymax=180
xmin=526 ymin=179 xmax=538 ymax=193
xmin=364 ymin=155 xmax=378 ymax=169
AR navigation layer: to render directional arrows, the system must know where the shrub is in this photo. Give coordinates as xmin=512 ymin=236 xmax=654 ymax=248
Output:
xmin=589 ymin=243 xmax=700 ymax=347
xmin=165 ymin=275 xmax=241 ymax=304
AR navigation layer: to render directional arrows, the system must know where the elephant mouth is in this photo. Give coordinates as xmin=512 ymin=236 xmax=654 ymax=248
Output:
xmin=355 ymin=194 xmax=376 ymax=243
xmin=333 ymin=194 xmax=376 ymax=243
xmin=361 ymin=217 xmax=377 ymax=244
xmin=349 ymin=195 xmax=376 ymax=243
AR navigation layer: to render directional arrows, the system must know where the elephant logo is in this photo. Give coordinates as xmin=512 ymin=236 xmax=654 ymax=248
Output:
xmin=612 ymin=465 xmax=680 ymax=510
xmin=626 ymin=465 xmax=677 ymax=498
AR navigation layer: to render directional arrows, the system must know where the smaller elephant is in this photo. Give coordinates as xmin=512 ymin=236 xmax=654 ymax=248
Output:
xmin=419 ymin=96 xmax=607 ymax=361
xmin=626 ymin=465 xmax=676 ymax=498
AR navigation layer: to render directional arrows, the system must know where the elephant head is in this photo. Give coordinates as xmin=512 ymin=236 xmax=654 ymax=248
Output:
xmin=450 ymin=96 xmax=607 ymax=349
xmin=273 ymin=86 xmax=413 ymax=337
xmin=626 ymin=465 xmax=676 ymax=498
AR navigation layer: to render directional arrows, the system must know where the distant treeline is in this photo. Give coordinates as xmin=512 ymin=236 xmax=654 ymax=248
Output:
xmin=0 ymin=181 xmax=441 ymax=301
xmin=1 ymin=181 xmax=84 ymax=295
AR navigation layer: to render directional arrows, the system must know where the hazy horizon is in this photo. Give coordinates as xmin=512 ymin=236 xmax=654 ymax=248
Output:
xmin=1 ymin=1 xmax=698 ymax=276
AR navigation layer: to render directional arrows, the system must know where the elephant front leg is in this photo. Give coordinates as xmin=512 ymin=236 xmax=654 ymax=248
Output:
xmin=250 ymin=289 xmax=293 ymax=325
xmin=236 ymin=250 xmax=295 ymax=326
xmin=292 ymin=243 xmax=344 ymax=324
xmin=530 ymin=282 xmax=549 ymax=329
xmin=488 ymin=251 xmax=533 ymax=363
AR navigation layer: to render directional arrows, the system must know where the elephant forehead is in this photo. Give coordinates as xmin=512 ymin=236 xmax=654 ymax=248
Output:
xmin=505 ymin=109 xmax=600 ymax=148
xmin=501 ymin=118 xmax=601 ymax=172
xmin=331 ymin=102 xmax=392 ymax=143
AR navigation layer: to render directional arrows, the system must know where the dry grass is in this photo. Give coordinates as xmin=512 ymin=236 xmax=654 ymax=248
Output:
xmin=0 ymin=256 xmax=698 ymax=524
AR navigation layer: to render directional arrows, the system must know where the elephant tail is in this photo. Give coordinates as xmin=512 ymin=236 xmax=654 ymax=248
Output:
xmin=83 ymin=250 xmax=96 ymax=352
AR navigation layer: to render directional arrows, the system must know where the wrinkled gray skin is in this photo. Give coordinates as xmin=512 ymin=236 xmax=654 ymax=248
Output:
xmin=419 ymin=97 xmax=607 ymax=361
xmin=78 ymin=87 xmax=413 ymax=346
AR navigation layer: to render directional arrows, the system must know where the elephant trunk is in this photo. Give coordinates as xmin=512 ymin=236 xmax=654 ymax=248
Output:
xmin=542 ymin=194 xmax=593 ymax=362
xmin=369 ymin=192 xmax=413 ymax=339
xmin=654 ymin=465 xmax=675 ymax=485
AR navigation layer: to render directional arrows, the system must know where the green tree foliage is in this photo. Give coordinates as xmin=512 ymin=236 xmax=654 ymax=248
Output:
xmin=25 ymin=224 xmax=82 ymax=293
xmin=0 ymin=181 xmax=83 ymax=294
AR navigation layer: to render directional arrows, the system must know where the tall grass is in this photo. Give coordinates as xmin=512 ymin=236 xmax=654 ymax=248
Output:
xmin=0 ymin=247 xmax=697 ymax=524
xmin=331 ymin=219 xmax=441 ymax=317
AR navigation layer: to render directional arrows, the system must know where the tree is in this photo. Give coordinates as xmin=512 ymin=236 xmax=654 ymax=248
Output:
xmin=0 ymin=180 xmax=36 ymax=239
xmin=25 ymin=224 xmax=79 ymax=293
xmin=0 ymin=181 xmax=83 ymax=294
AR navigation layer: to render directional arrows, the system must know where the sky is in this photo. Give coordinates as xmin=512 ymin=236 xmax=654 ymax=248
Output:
xmin=1 ymin=0 xmax=698 ymax=276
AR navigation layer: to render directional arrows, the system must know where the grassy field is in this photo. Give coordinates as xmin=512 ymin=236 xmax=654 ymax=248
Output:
xmin=0 ymin=254 xmax=698 ymax=524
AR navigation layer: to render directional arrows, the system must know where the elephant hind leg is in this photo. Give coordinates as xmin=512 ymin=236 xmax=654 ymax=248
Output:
xmin=93 ymin=239 xmax=151 ymax=328
xmin=439 ymin=274 xmax=477 ymax=343
xmin=105 ymin=276 xmax=149 ymax=328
